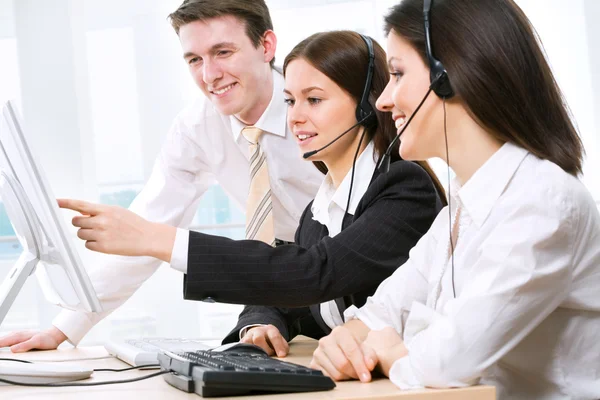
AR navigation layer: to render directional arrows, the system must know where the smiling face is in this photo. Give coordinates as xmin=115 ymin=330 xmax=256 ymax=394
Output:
xmin=284 ymin=58 xmax=361 ymax=162
xmin=178 ymin=16 xmax=276 ymax=124
xmin=375 ymin=30 xmax=446 ymax=161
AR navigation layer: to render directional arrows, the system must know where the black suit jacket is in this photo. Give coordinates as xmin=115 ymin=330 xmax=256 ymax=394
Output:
xmin=181 ymin=160 xmax=443 ymax=343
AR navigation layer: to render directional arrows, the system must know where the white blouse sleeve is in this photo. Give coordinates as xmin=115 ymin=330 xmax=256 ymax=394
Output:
xmin=389 ymin=196 xmax=575 ymax=389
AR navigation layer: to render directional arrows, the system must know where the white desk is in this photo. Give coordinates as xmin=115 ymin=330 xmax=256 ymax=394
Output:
xmin=0 ymin=339 xmax=496 ymax=399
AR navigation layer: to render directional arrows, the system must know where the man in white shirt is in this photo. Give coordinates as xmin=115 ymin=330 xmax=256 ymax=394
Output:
xmin=0 ymin=0 xmax=323 ymax=351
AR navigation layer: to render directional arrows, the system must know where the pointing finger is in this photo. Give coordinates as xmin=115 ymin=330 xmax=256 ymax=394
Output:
xmin=58 ymin=199 xmax=102 ymax=216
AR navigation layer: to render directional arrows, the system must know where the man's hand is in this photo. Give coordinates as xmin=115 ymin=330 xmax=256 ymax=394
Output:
xmin=361 ymin=327 xmax=408 ymax=377
xmin=0 ymin=326 xmax=68 ymax=352
xmin=310 ymin=324 xmax=375 ymax=383
xmin=58 ymin=199 xmax=176 ymax=262
xmin=240 ymin=325 xmax=289 ymax=357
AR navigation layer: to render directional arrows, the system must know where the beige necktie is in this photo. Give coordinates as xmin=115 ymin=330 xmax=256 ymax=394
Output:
xmin=242 ymin=127 xmax=275 ymax=246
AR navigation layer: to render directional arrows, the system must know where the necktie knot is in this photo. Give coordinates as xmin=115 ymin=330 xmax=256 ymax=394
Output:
xmin=242 ymin=126 xmax=264 ymax=145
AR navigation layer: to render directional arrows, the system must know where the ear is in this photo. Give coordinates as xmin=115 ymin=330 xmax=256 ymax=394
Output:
xmin=262 ymin=30 xmax=277 ymax=64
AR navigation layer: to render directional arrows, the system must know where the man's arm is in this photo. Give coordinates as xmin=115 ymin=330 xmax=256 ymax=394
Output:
xmin=51 ymin=121 xmax=215 ymax=346
xmin=182 ymin=161 xmax=440 ymax=307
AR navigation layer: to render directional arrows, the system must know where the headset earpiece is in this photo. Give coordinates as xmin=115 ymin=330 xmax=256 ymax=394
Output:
xmin=356 ymin=34 xmax=377 ymax=127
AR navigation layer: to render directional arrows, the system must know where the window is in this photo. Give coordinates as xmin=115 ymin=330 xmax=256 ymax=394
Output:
xmin=87 ymin=28 xmax=144 ymax=186
xmin=0 ymin=38 xmax=22 ymax=260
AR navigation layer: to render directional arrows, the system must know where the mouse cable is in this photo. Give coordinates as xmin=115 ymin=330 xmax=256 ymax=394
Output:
xmin=0 ymin=370 xmax=170 ymax=387
xmin=0 ymin=357 xmax=159 ymax=372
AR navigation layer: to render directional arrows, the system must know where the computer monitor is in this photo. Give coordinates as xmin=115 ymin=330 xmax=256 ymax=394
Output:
xmin=0 ymin=100 xmax=101 ymax=327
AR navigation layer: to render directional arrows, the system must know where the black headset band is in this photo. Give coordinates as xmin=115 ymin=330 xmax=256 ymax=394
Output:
xmin=423 ymin=0 xmax=454 ymax=98
xmin=356 ymin=34 xmax=376 ymax=126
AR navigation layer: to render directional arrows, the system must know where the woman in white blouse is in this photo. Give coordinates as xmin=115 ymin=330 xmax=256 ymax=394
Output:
xmin=309 ymin=1 xmax=600 ymax=399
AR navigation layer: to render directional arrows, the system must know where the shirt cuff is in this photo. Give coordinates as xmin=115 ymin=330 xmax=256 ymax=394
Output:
xmin=239 ymin=324 xmax=267 ymax=340
xmin=387 ymin=301 xmax=442 ymax=390
xmin=52 ymin=309 xmax=95 ymax=346
xmin=389 ymin=355 xmax=423 ymax=390
xmin=170 ymin=228 xmax=190 ymax=273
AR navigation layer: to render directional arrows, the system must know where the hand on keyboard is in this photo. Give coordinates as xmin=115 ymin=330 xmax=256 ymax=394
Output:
xmin=240 ymin=325 xmax=289 ymax=357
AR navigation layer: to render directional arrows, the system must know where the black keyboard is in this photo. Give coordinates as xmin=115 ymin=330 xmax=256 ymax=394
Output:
xmin=157 ymin=344 xmax=336 ymax=397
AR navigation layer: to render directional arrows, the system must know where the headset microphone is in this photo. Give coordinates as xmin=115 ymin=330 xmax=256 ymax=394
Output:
xmin=302 ymin=113 xmax=373 ymax=159
xmin=377 ymin=86 xmax=434 ymax=173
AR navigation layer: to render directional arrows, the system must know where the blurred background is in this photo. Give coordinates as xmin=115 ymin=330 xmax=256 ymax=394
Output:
xmin=0 ymin=0 xmax=598 ymax=346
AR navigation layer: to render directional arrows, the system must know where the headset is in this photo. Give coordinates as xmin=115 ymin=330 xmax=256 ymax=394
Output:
xmin=301 ymin=33 xmax=378 ymax=231
xmin=425 ymin=0 xmax=457 ymax=298
xmin=343 ymin=34 xmax=377 ymax=228
xmin=378 ymin=0 xmax=455 ymax=172
xmin=302 ymin=33 xmax=377 ymax=159
xmin=424 ymin=0 xmax=454 ymax=98
xmin=378 ymin=0 xmax=458 ymax=297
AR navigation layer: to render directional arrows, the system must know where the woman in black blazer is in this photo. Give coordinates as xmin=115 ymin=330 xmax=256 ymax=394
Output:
xmin=187 ymin=31 xmax=446 ymax=354
xmin=56 ymin=31 xmax=445 ymax=356
xmin=206 ymin=31 xmax=445 ymax=356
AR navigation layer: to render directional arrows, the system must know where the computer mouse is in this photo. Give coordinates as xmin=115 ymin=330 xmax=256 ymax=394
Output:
xmin=210 ymin=342 xmax=269 ymax=355
xmin=0 ymin=360 xmax=93 ymax=385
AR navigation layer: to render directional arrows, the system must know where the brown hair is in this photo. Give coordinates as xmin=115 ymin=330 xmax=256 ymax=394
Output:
xmin=384 ymin=0 xmax=584 ymax=175
xmin=283 ymin=31 xmax=446 ymax=203
xmin=168 ymin=0 xmax=275 ymax=67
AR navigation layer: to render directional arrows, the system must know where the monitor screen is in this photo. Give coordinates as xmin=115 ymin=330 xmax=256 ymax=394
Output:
xmin=0 ymin=100 xmax=101 ymax=326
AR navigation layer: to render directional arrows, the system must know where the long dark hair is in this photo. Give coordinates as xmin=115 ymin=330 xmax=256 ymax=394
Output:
xmin=384 ymin=0 xmax=584 ymax=175
xmin=283 ymin=30 xmax=446 ymax=201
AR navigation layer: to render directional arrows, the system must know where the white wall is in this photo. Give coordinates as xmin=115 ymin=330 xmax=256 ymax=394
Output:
xmin=584 ymin=0 xmax=600 ymax=197
xmin=517 ymin=0 xmax=599 ymax=197
xmin=0 ymin=0 xmax=14 ymax=38
xmin=13 ymin=0 xmax=97 ymax=200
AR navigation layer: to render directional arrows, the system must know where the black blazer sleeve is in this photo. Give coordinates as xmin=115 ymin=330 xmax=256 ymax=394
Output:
xmin=182 ymin=160 xmax=441 ymax=307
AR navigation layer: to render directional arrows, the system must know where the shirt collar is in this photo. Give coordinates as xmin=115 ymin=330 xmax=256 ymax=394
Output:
xmin=230 ymin=68 xmax=287 ymax=142
xmin=311 ymin=141 xmax=377 ymax=225
xmin=456 ymin=142 xmax=529 ymax=227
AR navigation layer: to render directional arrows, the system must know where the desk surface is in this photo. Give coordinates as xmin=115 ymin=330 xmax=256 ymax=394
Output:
xmin=1 ymin=340 xmax=495 ymax=400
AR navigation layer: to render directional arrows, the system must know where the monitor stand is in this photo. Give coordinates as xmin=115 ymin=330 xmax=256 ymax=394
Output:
xmin=0 ymin=171 xmax=43 ymax=326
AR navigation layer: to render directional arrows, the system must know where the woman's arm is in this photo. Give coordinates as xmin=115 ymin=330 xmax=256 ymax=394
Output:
xmin=60 ymin=161 xmax=440 ymax=308
xmin=182 ymin=161 xmax=440 ymax=306
xmin=387 ymin=197 xmax=574 ymax=389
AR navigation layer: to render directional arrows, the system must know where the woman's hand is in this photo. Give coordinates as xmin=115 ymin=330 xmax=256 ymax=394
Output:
xmin=240 ymin=325 xmax=289 ymax=357
xmin=58 ymin=199 xmax=176 ymax=262
xmin=310 ymin=324 xmax=376 ymax=383
xmin=361 ymin=327 xmax=408 ymax=377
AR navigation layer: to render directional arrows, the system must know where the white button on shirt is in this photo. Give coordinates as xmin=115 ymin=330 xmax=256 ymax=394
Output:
xmin=345 ymin=142 xmax=600 ymax=399
xmin=52 ymin=69 xmax=324 ymax=345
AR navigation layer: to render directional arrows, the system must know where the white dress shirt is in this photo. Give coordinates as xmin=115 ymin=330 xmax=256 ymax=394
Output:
xmin=52 ymin=69 xmax=324 ymax=345
xmin=238 ymin=141 xmax=377 ymax=339
xmin=345 ymin=142 xmax=600 ymax=400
